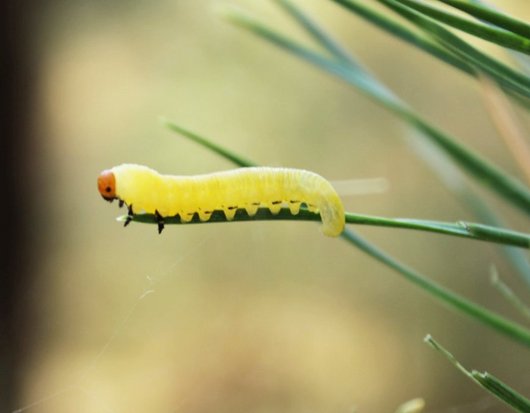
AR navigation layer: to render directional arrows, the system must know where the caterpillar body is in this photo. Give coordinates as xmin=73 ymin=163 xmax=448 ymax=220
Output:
xmin=97 ymin=164 xmax=345 ymax=237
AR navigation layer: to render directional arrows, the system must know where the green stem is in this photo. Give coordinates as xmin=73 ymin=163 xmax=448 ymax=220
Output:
xmin=396 ymin=0 xmax=530 ymax=55
xmin=329 ymin=0 xmax=475 ymax=76
xmin=342 ymin=229 xmax=530 ymax=348
xmin=437 ymin=0 xmax=530 ymax=39
xmin=161 ymin=117 xmax=257 ymax=168
xmin=490 ymin=267 xmax=530 ymax=320
xmin=377 ymin=0 xmax=530 ymax=96
xmin=274 ymin=0 xmax=357 ymax=65
xmin=426 ymin=335 xmax=530 ymax=412
xmin=121 ymin=208 xmax=530 ymax=249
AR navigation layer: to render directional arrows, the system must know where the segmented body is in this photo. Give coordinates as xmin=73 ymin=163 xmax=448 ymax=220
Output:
xmin=99 ymin=164 xmax=345 ymax=237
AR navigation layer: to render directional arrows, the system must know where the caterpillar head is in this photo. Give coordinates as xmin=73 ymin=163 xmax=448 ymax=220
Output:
xmin=98 ymin=169 xmax=116 ymax=202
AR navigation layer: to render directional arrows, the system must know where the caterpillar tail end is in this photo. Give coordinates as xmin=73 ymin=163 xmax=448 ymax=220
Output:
xmin=318 ymin=201 xmax=345 ymax=237
xmin=321 ymin=221 xmax=345 ymax=237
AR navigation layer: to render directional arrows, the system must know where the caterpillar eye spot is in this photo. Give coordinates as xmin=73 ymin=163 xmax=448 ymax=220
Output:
xmin=98 ymin=164 xmax=345 ymax=237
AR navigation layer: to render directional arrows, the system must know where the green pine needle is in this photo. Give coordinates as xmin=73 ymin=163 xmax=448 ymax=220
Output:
xmin=121 ymin=207 xmax=530 ymax=249
xmin=425 ymin=335 xmax=530 ymax=412
xmin=437 ymin=0 xmax=530 ymax=39
xmin=395 ymin=0 xmax=530 ymax=55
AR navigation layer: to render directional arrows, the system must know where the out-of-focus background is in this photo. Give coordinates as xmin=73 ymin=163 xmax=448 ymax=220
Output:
xmin=4 ymin=1 xmax=530 ymax=412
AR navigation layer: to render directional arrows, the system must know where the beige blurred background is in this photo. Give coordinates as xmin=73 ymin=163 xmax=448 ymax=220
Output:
xmin=9 ymin=1 xmax=530 ymax=412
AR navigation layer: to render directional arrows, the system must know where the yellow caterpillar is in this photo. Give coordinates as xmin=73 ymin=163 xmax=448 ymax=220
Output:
xmin=97 ymin=164 xmax=345 ymax=236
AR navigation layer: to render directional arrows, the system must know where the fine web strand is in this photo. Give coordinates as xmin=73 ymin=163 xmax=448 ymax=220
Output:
xmin=13 ymin=235 xmax=212 ymax=413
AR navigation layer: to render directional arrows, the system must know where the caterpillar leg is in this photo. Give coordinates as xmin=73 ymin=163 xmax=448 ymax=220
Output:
xmin=198 ymin=210 xmax=213 ymax=221
xmin=288 ymin=200 xmax=301 ymax=215
xmin=180 ymin=212 xmax=195 ymax=223
xmin=245 ymin=202 xmax=260 ymax=217
xmin=306 ymin=203 xmax=319 ymax=213
xmin=118 ymin=199 xmax=124 ymax=208
xmin=124 ymin=204 xmax=134 ymax=227
xmin=155 ymin=210 xmax=165 ymax=234
xmin=268 ymin=201 xmax=283 ymax=215
xmin=224 ymin=206 xmax=238 ymax=220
